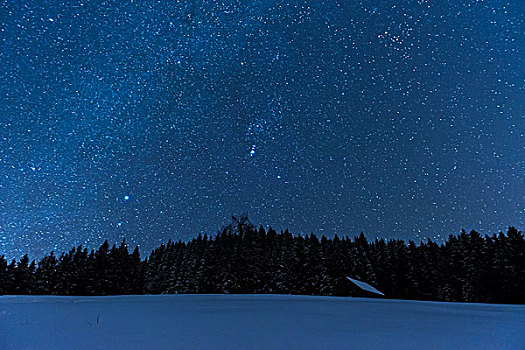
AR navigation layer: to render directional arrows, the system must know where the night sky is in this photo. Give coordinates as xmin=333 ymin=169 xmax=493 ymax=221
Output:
xmin=1 ymin=0 xmax=524 ymax=259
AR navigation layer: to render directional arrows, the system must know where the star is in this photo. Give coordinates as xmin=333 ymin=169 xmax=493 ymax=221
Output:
xmin=0 ymin=0 xmax=522 ymax=259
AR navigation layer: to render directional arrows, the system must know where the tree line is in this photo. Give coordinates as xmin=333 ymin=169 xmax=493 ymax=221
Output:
xmin=1 ymin=218 xmax=523 ymax=304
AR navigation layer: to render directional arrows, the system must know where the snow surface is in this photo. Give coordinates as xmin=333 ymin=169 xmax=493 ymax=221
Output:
xmin=1 ymin=294 xmax=524 ymax=349
xmin=346 ymin=276 xmax=385 ymax=296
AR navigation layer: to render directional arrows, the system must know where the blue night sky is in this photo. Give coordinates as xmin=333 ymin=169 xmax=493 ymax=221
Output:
xmin=1 ymin=0 xmax=524 ymax=258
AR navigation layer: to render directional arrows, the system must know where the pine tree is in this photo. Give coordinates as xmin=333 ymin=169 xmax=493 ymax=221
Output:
xmin=13 ymin=254 xmax=35 ymax=294
xmin=35 ymin=252 xmax=58 ymax=294
xmin=0 ymin=255 xmax=13 ymax=295
xmin=94 ymin=240 xmax=111 ymax=295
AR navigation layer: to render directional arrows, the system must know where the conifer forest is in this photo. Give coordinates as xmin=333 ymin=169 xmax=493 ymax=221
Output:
xmin=1 ymin=218 xmax=523 ymax=304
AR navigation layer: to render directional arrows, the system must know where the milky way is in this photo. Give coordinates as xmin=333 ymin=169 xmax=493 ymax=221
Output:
xmin=1 ymin=0 xmax=524 ymax=258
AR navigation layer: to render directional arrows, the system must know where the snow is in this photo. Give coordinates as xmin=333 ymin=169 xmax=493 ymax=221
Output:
xmin=346 ymin=276 xmax=385 ymax=296
xmin=1 ymin=295 xmax=524 ymax=349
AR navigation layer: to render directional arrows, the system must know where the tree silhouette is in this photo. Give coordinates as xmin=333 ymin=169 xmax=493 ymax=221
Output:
xmin=0 ymin=221 xmax=523 ymax=304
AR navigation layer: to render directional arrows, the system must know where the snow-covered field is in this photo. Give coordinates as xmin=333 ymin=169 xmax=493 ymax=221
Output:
xmin=1 ymin=295 xmax=524 ymax=350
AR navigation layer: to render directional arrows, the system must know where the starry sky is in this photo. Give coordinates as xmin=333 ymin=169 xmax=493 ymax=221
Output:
xmin=1 ymin=0 xmax=524 ymax=259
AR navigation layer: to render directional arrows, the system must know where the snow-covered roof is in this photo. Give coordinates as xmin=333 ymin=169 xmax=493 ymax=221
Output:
xmin=346 ymin=277 xmax=385 ymax=296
